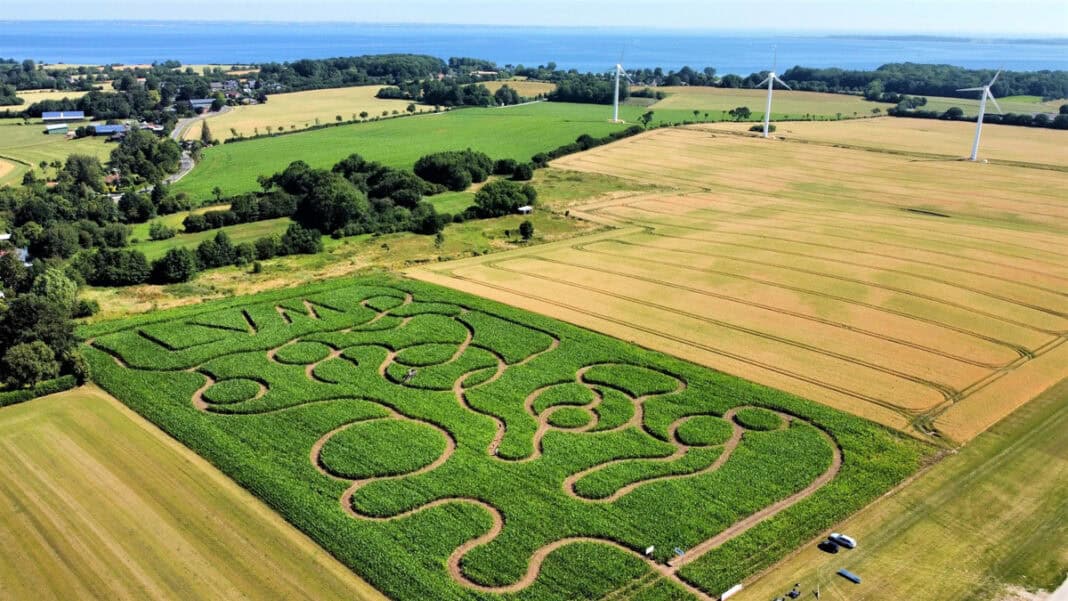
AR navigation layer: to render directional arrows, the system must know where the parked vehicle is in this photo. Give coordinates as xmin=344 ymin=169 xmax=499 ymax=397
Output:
xmin=829 ymin=533 xmax=857 ymax=549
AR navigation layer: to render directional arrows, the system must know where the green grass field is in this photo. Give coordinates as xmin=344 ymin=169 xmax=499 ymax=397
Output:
xmin=172 ymin=102 xmax=651 ymax=202
xmin=640 ymin=86 xmax=894 ymax=120
xmin=0 ymin=385 xmax=386 ymax=600
xmin=83 ymin=275 xmax=929 ymax=601
xmin=734 ymin=377 xmax=1068 ymax=601
xmin=920 ymin=94 xmax=1066 ymax=117
xmin=0 ymin=118 xmax=112 ymax=186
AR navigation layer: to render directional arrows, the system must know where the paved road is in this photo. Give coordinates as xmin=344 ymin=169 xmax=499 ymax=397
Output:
xmin=164 ymin=105 xmax=230 ymax=185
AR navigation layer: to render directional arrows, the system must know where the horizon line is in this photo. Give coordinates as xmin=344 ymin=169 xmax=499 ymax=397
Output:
xmin=0 ymin=19 xmax=1065 ymax=39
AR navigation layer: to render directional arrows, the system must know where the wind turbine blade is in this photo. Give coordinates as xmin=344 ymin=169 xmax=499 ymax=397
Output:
xmin=989 ymin=69 xmax=1001 ymax=86
xmin=956 ymin=87 xmax=985 ymax=92
xmin=755 ymin=77 xmax=770 ymax=88
xmin=774 ymin=74 xmax=791 ymax=90
xmin=988 ymin=92 xmax=1003 ymax=114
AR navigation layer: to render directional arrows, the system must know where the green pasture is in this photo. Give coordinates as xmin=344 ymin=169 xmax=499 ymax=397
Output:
xmin=84 ymin=275 xmax=930 ymax=601
xmin=173 ymin=102 xmax=650 ymax=203
xmin=920 ymin=94 xmax=1066 ymax=117
xmin=0 ymin=118 xmax=112 ymax=186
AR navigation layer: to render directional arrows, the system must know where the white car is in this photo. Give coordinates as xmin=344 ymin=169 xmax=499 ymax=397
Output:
xmin=829 ymin=533 xmax=857 ymax=549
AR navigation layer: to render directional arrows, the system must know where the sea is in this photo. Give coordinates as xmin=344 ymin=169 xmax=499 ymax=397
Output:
xmin=1 ymin=21 xmax=1065 ymax=75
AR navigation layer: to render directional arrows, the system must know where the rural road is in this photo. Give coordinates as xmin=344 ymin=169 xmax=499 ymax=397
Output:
xmin=161 ymin=105 xmax=230 ymax=186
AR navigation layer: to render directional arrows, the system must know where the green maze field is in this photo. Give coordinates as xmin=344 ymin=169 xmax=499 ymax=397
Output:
xmin=82 ymin=276 xmax=929 ymax=601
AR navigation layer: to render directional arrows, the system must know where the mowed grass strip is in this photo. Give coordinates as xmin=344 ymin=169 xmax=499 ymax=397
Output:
xmin=0 ymin=385 xmax=386 ymax=601
xmin=732 ymin=377 xmax=1068 ymax=601
xmin=172 ymin=101 xmax=644 ymax=201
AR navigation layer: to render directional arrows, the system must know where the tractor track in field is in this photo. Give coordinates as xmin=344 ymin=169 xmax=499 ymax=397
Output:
xmin=668 ymin=194 xmax=1068 ymax=271
xmin=426 ymin=265 xmax=919 ymax=424
xmin=632 ymin=196 xmax=1068 ymax=294
xmin=521 ymin=253 xmax=1015 ymax=370
xmin=583 ymin=211 xmax=1065 ymax=337
xmin=598 ymin=203 xmax=1068 ymax=321
xmin=480 ymin=260 xmax=962 ymax=403
xmin=571 ymin=239 xmax=1033 ymax=358
xmin=88 ymin=285 xmax=849 ymax=601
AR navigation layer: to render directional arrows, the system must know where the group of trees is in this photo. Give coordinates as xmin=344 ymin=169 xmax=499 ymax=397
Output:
xmin=0 ymin=253 xmax=88 ymax=389
xmin=255 ymin=54 xmax=446 ymax=92
xmin=550 ymin=74 xmax=625 ymax=105
xmin=890 ymin=103 xmax=1068 ymax=129
xmin=780 ymin=63 xmax=1068 ymax=101
xmin=377 ymin=80 xmax=529 ymax=108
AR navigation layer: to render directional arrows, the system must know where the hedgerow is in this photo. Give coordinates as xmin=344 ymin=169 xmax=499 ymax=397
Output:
xmin=81 ymin=274 xmax=932 ymax=601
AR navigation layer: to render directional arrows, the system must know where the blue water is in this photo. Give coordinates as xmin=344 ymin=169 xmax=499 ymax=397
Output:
xmin=1 ymin=21 xmax=1064 ymax=75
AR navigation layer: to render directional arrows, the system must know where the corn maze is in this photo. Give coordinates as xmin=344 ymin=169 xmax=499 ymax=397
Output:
xmin=83 ymin=277 xmax=926 ymax=601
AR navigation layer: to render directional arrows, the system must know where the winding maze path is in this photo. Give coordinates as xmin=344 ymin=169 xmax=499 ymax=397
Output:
xmin=88 ymin=285 xmax=845 ymax=600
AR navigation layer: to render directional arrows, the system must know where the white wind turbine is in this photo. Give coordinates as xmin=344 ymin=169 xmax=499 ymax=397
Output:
xmin=755 ymin=50 xmax=790 ymax=138
xmin=957 ymin=70 xmax=1002 ymax=161
xmin=611 ymin=56 xmax=633 ymax=123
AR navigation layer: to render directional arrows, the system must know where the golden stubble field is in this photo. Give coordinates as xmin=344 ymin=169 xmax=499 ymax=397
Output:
xmin=184 ymin=86 xmax=424 ymax=141
xmin=410 ymin=121 xmax=1068 ymax=443
xmin=0 ymin=386 xmax=386 ymax=601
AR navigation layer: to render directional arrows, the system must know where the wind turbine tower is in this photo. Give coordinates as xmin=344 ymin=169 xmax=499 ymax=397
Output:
xmin=612 ymin=63 xmax=630 ymax=123
xmin=957 ymin=70 xmax=1003 ymax=161
xmin=755 ymin=51 xmax=790 ymax=138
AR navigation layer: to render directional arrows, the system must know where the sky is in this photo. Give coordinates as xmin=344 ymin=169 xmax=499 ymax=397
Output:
xmin=6 ymin=0 xmax=1068 ymax=36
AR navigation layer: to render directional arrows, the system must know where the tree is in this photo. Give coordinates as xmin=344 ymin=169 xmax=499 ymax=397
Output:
xmin=196 ymin=231 xmax=236 ymax=269
xmin=200 ymin=121 xmax=214 ymax=145
xmin=407 ymin=103 xmax=417 ymax=114
xmin=639 ymin=111 xmax=655 ymax=127
xmin=3 ymin=341 xmax=59 ymax=388
xmin=151 ymin=247 xmax=199 ymax=283
xmin=280 ymin=223 xmax=323 ymax=255
xmin=728 ymin=106 xmax=751 ymax=121
xmin=149 ymin=221 xmax=177 ymax=240
xmin=512 ymin=162 xmax=534 ymax=181
xmin=212 ymin=186 xmax=224 ymax=202
xmin=472 ymin=180 xmax=537 ymax=218
xmin=118 ymin=191 xmax=156 ymax=223
xmin=359 ymin=111 xmax=369 ymax=119
xmin=941 ymin=106 xmax=965 ymax=120
xmin=519 ymin=220 xmax=534 ymax=240
xmin=292 ymin=173 xmax=369 ymax=233
xmin=0 ymin=294 xmax=76 ymax=357
xmin=30 ymin=269 xmax=78 ymax=313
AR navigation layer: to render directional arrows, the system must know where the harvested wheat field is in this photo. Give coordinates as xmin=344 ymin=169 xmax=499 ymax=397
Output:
xmin=0 ymin=386 xmax=386 ymax=601
xmin=482 ymin=79 xmax=556 ymax=97
xmin=708 ymin=117 xmax=1068 ymax=168
xmin=410 ymin=124 xmax=1068 ymax=442
xmin=184 ymin=86 xmax=424 ymax=141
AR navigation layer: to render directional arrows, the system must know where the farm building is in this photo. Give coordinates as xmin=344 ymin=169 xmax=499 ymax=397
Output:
xmin=45 ymin=123 xmax=69 ymax=135
xmin=41 ymin=110 xmax=86 ymax=123
xmin=91 ymin=124 xmax=128 ymax=137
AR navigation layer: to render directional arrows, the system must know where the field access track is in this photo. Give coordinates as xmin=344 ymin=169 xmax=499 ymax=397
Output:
xmin=410 ymin=126 xmax=1068 ymax=442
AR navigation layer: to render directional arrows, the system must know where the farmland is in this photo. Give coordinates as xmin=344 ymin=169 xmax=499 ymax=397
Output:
xmin=709 ymin=117 xmax=1068 ymax=168
xmin=0 ymin=385 xmax=386 ymax=601
xmin=183 ymin=86 xmax=426 ymax=142
xmin=12 ymin=88 xmax=89 ymax=105
xmin=410 ymin=122 xmax=1068 ymax=442
xmin=83 ymin=275 xmax=928 ymax=601
xmin=639 ymin=86 xmax=894 ymax=119
xmin=919 ymin=93 xmax=1066 ymax=117
xmin=172 ymin=101 xmax=646 ymax=202
xmin=482 ymin=80 xmax=557 ymax=97
xmin=0 ymin=117 xmax=112 ymax=185
xmin=733 ymin=377 xmax=1068 ymax=601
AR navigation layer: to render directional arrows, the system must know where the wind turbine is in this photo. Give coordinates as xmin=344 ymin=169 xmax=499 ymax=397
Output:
xmin=957 ymin=70 xmax=1002 ymax=161
xmin=611 ymin=52 xmax=633 ymax=123
xmin=755 ymin=50 xmax=790 ymax=138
